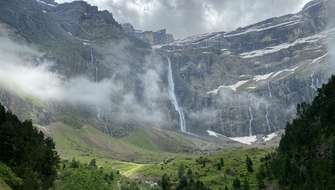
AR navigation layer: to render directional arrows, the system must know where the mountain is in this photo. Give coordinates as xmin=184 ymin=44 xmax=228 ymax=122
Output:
xmin=0 ymin=0 xmax=165 ymax=133
xmin=0 ymin=0 xmax=244 ymax=163
xmin=3 ymin=0 xmax=335 ymax=189
xmin=0 ymin=0 xmax=334 ymax=147
xmin=157 ymin=0 xmax=335 ymax=137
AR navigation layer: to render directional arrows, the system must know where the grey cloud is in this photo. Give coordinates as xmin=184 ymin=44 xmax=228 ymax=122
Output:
xmin=56 ymin=0 xmax=310 ymax=38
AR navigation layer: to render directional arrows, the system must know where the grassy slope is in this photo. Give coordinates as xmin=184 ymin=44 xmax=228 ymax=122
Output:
xmin=49 ymin=122 xmax=208 ymax=174
xmin=52 ymin=124 xmax=179 ymax=158
xmin=51 ymin=123 xmax=152 ymax=173
xmin=132 ymin=148 xmax=272 ymax=190
xmin=50 ymin=122 xmax=272 ymax=189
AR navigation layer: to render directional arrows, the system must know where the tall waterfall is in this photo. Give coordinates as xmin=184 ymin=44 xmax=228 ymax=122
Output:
xmin=266 ymin=80 xmax=272 ymax=132
xmin=311 ymin=72 xmax=317 ymax=91
xmin=167 ymin=57 xmax=187 ymax=133
xmin=90 ymin=48 xmax=102 ymax=121
xmin=90 ymin=48 xmax=94 ymax=65
xmin=95 ymin=67 xmax=98 ymax=83
xmin=248 ymin=106 xmax=253 ymax=136
xmin=90 ymin=48 xmax=98 ymax=82
xmin=267 ymin=81 xmax=272 ymax=98
xmin=265 ymin=105 xmax=271 ymax=132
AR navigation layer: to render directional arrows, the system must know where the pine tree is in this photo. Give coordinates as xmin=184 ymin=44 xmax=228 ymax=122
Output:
xmin=160 ymin=173 xmax=171 ymax=190
xmin=70 ymin=158 xmax=80 ymax=168
xmin=178 ymin=163 xmax=185 ymax=179
xmin=109 ymin=172 xmax=114 ymax=181
xmin=187 ymin=168 xmax=193 ymax=179
xmin=177 ymin=175 xmax=188 ymax=190
xmin=0 ymin=104 xmax=60 ymax=189
xmin=217 ymin=163 xmax=222 ymax=170
xmin=89 ymin=159 xmax=97 ymax=168
xmin=246 ymin=156 xmax=254 ymax=173
xmin=242 ymin=178 xmax=250 ymax=190
xmin=220 ymin=158 xmax=225 ymax=167
xmin=232 ymin=177 xmax=241 ymax=190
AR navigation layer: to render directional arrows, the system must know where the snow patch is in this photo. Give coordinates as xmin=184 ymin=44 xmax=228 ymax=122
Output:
xmin=303 ymin=0 xmax=322 ymax=11
xmin=225 ymin=20 xmax=301 ymax=38
xmin=230 ymin=136 xmax=257 ymax=145
xmin=240 ymin=28 xmax=335 ymax=59
xmin=207 ymin=80 xmax=249 ymax=95
xmin=207 ymin=130 xmax=261 ymax=145
xmin=168 ymin=32 xmax=219 ymax=47
xmin=311 ymin=53 xmax=328 ymax=64
xmin=36 ymin=0 xmax=56 ymax=7
xmin=207 ymin=130 xmax=219 ymax=137
xmin=263 ymin=133 xmax=278 ymax=142
xmin=271 ymin=66 xmax=299 ymax=78
xmin=247 ymin=87 xmax=257 ymax=89
xmin=254 ymin=72 xmax=273 ymax=81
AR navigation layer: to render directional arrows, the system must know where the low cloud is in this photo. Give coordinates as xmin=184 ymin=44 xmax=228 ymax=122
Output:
xmin=0 ymin=34 xmax=119 ymax=107
xmin=0 ymin=23 xmax=168 ymax=125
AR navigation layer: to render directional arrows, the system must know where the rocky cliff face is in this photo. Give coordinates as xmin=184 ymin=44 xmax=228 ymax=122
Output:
xmin=0 ymin=0 xmax=334 ymax=139
xmin=122 ymin=23 xmax=174 ymax=45
xmin=158 ymin=0 xmax=335 ymax=137
xmin=0 ymin=0 xmax=150 ymax=77
xmin=0 ymin=0 xmax=168 ymax=136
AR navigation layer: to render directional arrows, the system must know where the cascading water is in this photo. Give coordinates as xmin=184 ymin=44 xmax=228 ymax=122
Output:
xmin=265 ymin=105 xmax=271 ymax=132
xmin=267 ymin=82 xmax=272 ymax=98
xmin=264 ymin=63 xmax=273 ymax=134
xmin=90 ymin=48 xmax=94 ymax=65
xmin=95 ymin=67 xmax=98 ymax=82
xmin=104 ymin=124 xmax=111 ymax=136
xmin=90 ymin=48 xmax=98 ymax=82
xmin=311 ymin=72 xmax=317 ymax=91
xmin=266 ymin=80 xmax=272 ymax=133
xmin=90 ymin=48 xmax=103 ymax=123
xmin=167 ymin=57 xmax=187 ymax=133
xmin=248 ymin=106 xmax=253 ymax=136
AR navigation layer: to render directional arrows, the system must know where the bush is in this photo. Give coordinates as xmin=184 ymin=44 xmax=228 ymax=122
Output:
xmin=0 ymin=162 xmax=22 ymax=188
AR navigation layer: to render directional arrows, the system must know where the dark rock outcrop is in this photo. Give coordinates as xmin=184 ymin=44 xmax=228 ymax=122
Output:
xmin=122 ymin=23 xmax=174 ymax=45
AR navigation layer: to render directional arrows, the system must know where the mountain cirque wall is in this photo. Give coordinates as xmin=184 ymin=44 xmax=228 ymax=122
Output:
xmin=157 ymin=0 xmax=335 ymax=137
xmin=0 ymin=0 xmax=173 ymax=136
xmin=0 ymin=0 xmax=335 ymax=138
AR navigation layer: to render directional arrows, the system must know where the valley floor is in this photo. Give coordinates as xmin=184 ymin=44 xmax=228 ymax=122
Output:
xmin=47 ymin=122 xmax=274 ymax=190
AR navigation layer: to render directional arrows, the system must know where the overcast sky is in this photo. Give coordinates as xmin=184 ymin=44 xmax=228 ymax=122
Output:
xmin=55 ymin=0 xmax=311 ymax=38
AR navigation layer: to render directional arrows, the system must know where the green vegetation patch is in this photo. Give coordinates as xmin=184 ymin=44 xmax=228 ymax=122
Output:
xmin=0 ymin=163 xmax=22 ymax=189
xmin=132 ymin=148 xmax=271 ymax=190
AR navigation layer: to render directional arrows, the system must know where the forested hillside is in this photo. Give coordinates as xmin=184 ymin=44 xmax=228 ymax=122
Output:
xmin=259 ymin=76 xmax=335 ymax=189
xmin=0 ymin=104 xmax=59 ymax=190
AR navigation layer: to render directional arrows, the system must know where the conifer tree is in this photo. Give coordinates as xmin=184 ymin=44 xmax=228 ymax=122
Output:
xmin=246 ymin=156 xmax=254 ymax=173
